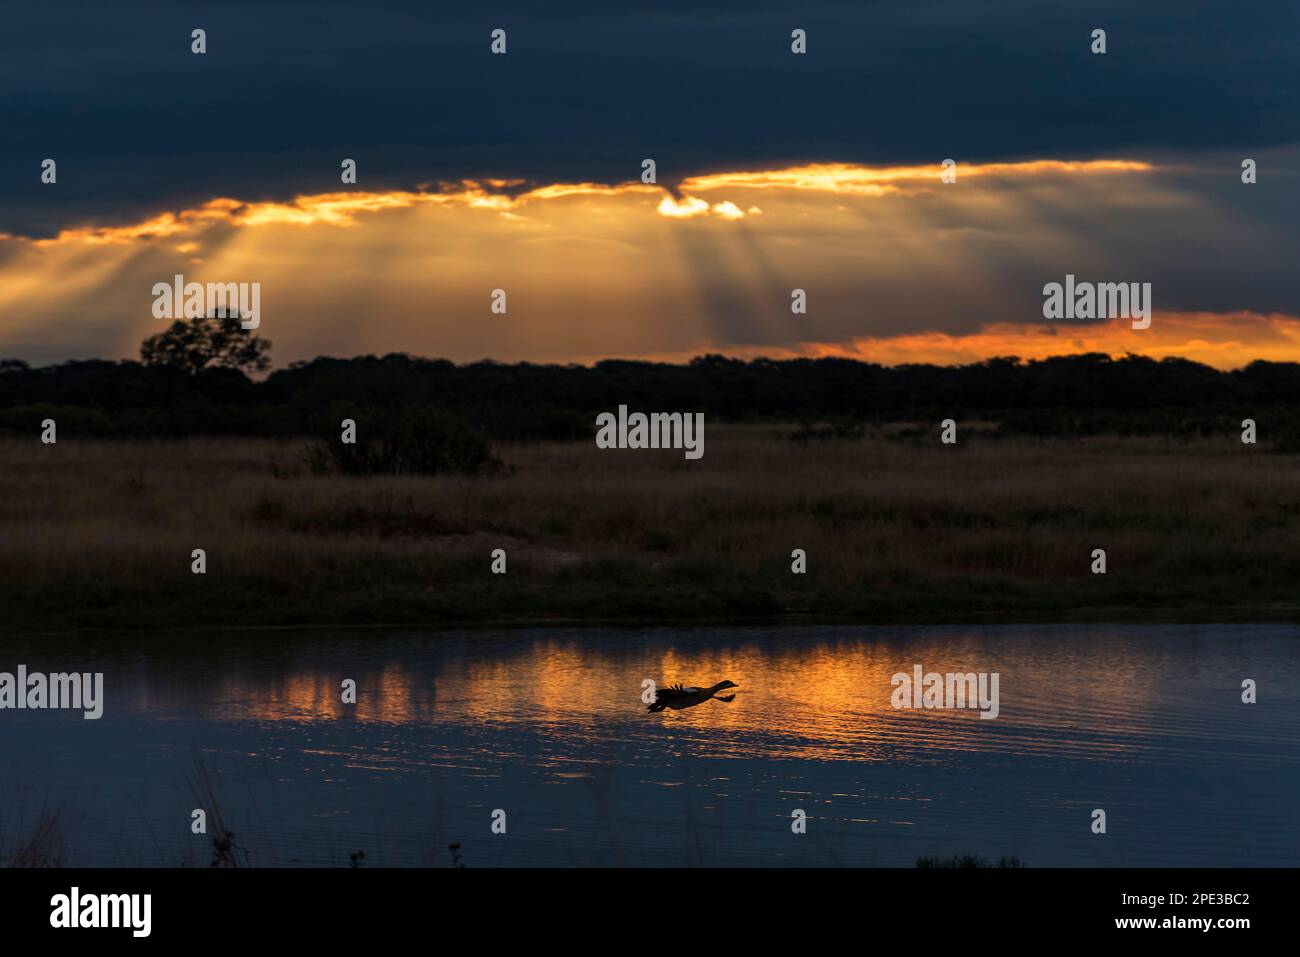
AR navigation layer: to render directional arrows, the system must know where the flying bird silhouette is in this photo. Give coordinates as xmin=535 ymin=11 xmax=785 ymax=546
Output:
xmin=647 ymin=680 xmax=738 ymax=713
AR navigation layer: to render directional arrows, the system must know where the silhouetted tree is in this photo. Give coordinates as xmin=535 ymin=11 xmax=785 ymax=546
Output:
xmin=8 ymin=350 xmax=1300 ymax=441
xmin=140 ymin=313 xmax=271 ymax=376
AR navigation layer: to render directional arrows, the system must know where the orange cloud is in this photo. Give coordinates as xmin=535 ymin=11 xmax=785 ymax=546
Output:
xmin=677 ymin=159 xmax=1152 ymax=195
xmin=13 ymin=158 xmax=1156 ymax=248
xmin=656 ymin=195 xmax=712 ymax=218
xmin=652 ymin=312 xmax=1300 ymax=371
xmin=7 ymin=155 xmax=1286 ymax=371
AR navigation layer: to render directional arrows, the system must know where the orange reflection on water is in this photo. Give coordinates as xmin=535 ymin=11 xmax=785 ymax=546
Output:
xmin=199 ymin=631 xmax=1162 ymax=764
xmin=211 ymin=662 xmax=435 ymax=725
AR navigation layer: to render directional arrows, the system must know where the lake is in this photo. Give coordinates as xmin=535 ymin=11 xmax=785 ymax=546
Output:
xmin=0 ymin=623 xmax=1296 ymax=867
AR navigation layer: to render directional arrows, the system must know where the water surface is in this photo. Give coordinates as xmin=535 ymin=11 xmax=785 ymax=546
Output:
xmin=1 ymin=624 xmax=1296 ymax=866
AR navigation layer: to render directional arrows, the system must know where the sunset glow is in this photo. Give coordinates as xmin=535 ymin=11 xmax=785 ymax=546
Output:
xmin=2 ymin=157 xmax=1292 ymax=370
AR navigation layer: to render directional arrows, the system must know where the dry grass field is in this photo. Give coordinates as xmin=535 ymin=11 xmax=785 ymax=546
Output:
xmin=3 ymin=426 xmax=1300 ymax=631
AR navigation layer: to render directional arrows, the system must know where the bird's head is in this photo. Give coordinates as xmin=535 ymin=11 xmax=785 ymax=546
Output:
xmin=718 ymin=680 xmax=738 ymax=690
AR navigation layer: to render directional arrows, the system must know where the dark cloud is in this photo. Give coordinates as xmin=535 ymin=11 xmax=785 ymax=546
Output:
xmin=2 ymin=0 xmax=1298 ymax=236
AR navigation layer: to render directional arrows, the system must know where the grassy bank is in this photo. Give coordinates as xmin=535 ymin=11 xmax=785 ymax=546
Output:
xmin=3 ymin=428 xmax=1300 ymax=632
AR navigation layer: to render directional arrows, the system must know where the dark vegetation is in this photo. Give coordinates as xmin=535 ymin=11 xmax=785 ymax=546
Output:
xmin=5 ymin=350 xmax=1300 ymax=445
xmin=306 ymin=405 xmax=503 ymax=477
xmin=6 ymin=320 xmax=1300 ymax=631
xmin=916 ymin=855 xmax=1026 ymax=868
xmin=139 ymin=312 xmax=272 ymax=377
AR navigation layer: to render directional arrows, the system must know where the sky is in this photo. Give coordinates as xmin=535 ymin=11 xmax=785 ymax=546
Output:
xmin=2 ymin=0 xmax=1299 ymax=368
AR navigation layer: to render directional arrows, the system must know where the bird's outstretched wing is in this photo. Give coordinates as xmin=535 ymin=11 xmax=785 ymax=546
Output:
xmin=648 ymin=683 xmax=696 ymax=712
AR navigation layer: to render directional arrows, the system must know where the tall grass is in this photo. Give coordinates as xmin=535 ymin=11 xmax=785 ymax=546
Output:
xmin=2 ymin=428 xmax=1298 ymax=629
xmin=0 ymin=808 xmax=65 ymax=867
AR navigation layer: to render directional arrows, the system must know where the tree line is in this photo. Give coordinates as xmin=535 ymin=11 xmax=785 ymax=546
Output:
xmin=3 ymin=315 xmax=1300 ymax=442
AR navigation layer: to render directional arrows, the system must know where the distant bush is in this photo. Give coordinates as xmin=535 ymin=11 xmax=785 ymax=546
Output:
xmin=307 ymin=408 xmax=504 ymax=477
xmin=0 ymin=403 xmax=118 ymax=437
xmin=784 ymin=420 xmax=866 ymax=442
xmin=916 ymin=854 xmax=1026 ymax=868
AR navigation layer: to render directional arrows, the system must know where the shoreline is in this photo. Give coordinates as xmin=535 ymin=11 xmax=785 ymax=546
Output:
xmin=5 ymin=603 xmax=1300 ymax=639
